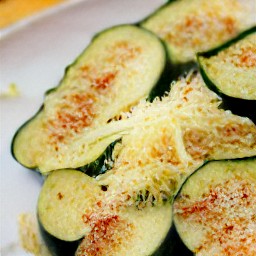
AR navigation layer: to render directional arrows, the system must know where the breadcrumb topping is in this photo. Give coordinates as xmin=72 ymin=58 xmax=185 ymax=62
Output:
xmin=77 ymin=211 xmax=134 ymax=256
xmin=218 ymin=34 xmax=256 ymax=69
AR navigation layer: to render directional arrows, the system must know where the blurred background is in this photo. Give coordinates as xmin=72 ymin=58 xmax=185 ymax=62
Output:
xmin=0 ymin=0 xmax=67 ymax=28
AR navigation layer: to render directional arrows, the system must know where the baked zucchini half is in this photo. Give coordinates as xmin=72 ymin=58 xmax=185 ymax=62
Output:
xmin=11 ymin=24 xmax=167 ymax=174
xmin=37 ymin=169 xmax=174 ymax=256
xmin=141 ymin=0 xmax=256 ymax=64
xmin=173 ymin=158 xmax=256 ymax=256
xmin=198 ymin=26 xmax=256 ymax=122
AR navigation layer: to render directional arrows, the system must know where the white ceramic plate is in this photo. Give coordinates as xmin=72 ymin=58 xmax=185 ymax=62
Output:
xmin=0 ymin=0 xmax=164 ymax=254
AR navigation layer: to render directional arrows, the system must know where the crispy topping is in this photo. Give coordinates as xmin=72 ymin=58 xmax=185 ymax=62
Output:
xmin=80 ymin=66 xmax=118 ymax=92
xmin=163 ymin=12 xmax=237 ymax=50
xmin=98 ymin=72 xmax=256 ymax=209
xmin=183 ymin=129 xmax=211 ymax=160
xmin=57 ymin=192 xmax=64 ymax=200
xmin=184 ymin=123 xmax=256 ymax=160
xmin=106 ymin=41 xmax=141 ymax=66
xmin=150 ymin=128 xmax=180 ymax=165
xmin=174 ymin=178 xmax=256 ymax=255
xmin=46 ymin=40 xmax=141 ymax=145
xmin=93 ymin=72 xmax=117 ymax=91
xmin=225 ymin=45 xmax=256 ymax=68
xmin=209 ymin=34 xmax=256 ymax=69
xmin=47 ymin=93 xmax=96 ymax=145
xmin=77 ymin=212 xmax=134 ymax=256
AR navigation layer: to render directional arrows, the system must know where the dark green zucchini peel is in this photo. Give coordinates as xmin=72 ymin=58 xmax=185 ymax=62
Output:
xmin=198 ymin=26 xmax=256 ymax=122
xmin=141 ymin=0 xmax=256 ymax=64
xmin=11 ymin=25 xmax=167 ymax=174
xmin=173 ymin=158 xmax=256 ymax=256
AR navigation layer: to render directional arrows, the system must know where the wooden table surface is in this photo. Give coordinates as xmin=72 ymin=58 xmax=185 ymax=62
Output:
xmin=0 ymin=0 xmax=66 ymax=28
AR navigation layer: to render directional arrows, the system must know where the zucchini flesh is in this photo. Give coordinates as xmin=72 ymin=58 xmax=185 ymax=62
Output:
xmin=173 ymin=158 xmax=256 ymax=256
xmin=37 ymin=169 xmax=173 ymax=256
xmin=141 ymin=0 xmax=256 ymax=64
xmin=198 ymin=27 xmax=256 ymax=121
xmin=11 ymin=25 xmax=167 ymax=174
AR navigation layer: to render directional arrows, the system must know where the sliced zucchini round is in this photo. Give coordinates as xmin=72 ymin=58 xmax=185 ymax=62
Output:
xmin=11 ymin=24 xmax=167 ymax=174
xmin=141 ymin=0 xmax=256 ymax=64
xmin=37 ymin=169 xmax=173 ymax=256
xmin=173 ymin=158 xmax=256 ymax=256
xmin=198 ymin=26 xmax=256 ymax=121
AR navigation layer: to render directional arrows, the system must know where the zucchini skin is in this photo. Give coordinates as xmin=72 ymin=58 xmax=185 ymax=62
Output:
xmin=78 ymin=139 xmax=119 ymax=177
xmin=197 ymin=27 xmax=256 ymax=122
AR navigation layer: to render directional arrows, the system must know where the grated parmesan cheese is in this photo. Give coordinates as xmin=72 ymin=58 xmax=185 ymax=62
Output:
xmin=97 ymin=72 xmax=256 ymax=207
xmin=18 ymin=213 xmax=51 ymax=256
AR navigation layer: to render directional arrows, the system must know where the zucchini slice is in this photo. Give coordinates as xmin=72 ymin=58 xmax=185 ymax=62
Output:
xmin=141 ymin=0 xmax=256 ymax=64
xmin=37 ymin=169 xmax=173 ymax=256
xmin=11 ymin=24 xmax=167 ymax=174
xmin=173 ymin=158 xmax=256 ymax=256
xmin=198 ymin=27 xmax=256 ymax=121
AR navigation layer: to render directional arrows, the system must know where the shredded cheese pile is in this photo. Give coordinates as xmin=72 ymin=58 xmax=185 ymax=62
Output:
xmin=97 ymin=72 xmax=256 ymax=206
